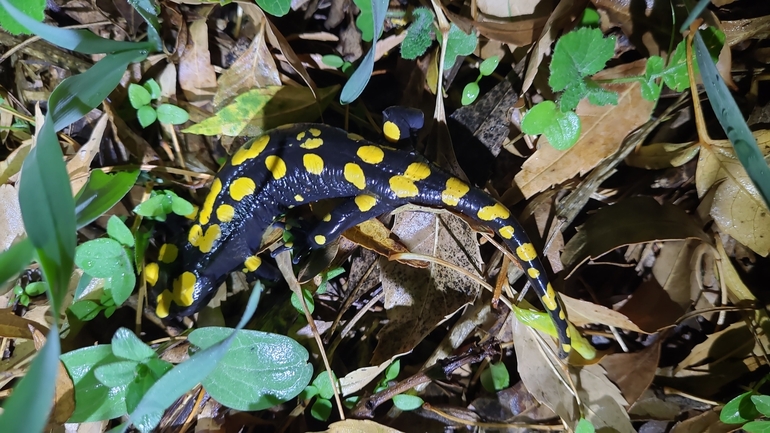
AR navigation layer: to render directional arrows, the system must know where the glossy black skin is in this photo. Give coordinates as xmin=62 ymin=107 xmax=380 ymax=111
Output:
xmin=152 ymin=123 xmax=572 ymax=355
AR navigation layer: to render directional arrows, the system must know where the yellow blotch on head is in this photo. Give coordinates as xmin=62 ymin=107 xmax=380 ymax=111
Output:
xmin=344 ymin=163 xmax=366 ymax=189
xmin=155 ymin=289 xmax=173 ymax=318
xmin=383 ymin=121 xmax=400 ymax=142
xmin=190 ymin=224 xmax=221 ymax=253
xmin=216 ymin=204 xmax=235 ymax=223
xmin=498 ymin=225 xmax=515 ymax=239
xmin=294 ymin=194 xmax=304 ymax=202
xmin=541 ymin=283 xmax=558 ymax=311
xmin=562 ymin=343 xmax=572 ymax=354
xmin=389 ymin=175 xmax=418 ymax=198
xmin=403 ymin=162 xmax=431 ymax=181
xmin=300 ymin=138 xmax=324 ymax=149
xmin=322 ymin=213 xmax=332 ymax=222
xmin=314 ymin=235 xmax=326 ymax=245
xmin=159 ymin=244 xmax=178 ymax=264
xmin=244 ymin=255 xmax=262 ymax=272
xmin=232 ymin=135 xmax=270 ymax=166
xmin=173 ymin=271 xmax=197 ymax=307
xmin=199 ymin=178 xmax=222 ymax=225
xmin=309 ymin=128 xmax=322 ymax=137
xmin=527 ymin=268 xmax=540 ymax=279
xmin=357 ymin=146 xmax=385 ymax=164
xmin=230 ymin=177 xmax=256 ymax=201
xmin=477 ymin=202 xmax=510 ymax=221
xmin=265 ymin=155 xmax=287 ymax=179
xmin=516 ymin=243 xmax=537 ymax=262
xmin=441 ymin=177 xmax=469 ymax=206
xmin=145 ymin=262 xmax=159 ymax=286
xmin=188 ymin=224 xmax=202 ymax=246
xmin=303 ymin=153 xmax=324 ymax=175
xmin=355 ymin=195 xmax=378 ymax=212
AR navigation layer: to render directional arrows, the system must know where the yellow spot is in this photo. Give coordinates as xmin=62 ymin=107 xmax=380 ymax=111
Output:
xmin=173 ymin=271 xmax=197 ymax=307
xmin=145 ymin=262 xmax=159 ymax=286
xmin=566 ymin=326 xmax=571 ymax=338
xmin=344 ymin=163 xmax=366 ymax=189
xmin=190 ymin=224 xmax=222 ymax=253
xmin=357 ymin=146 xmax=385 ymax=164
xmin=244 ymin=256 xmax=262 ymax=272
xmin=477 ymin=203 xmax=510 ymax=221
xmin=185 ymin=205 xmax=199 ymax=220
xmin=309 ymin=128 xmax=322 ymax=137
xmin=562 ymin=343 xmax=572 ymax=353
xmin=295 ymin=194 xmax=304 ymax=202
xmin=527 ymin=268 xmax=540 ymax=279
xmin=516 ymin=243 xmax=537 ymax=262
xmin=540 ymin=283 xmax=558 ymax=311
xmin=441 ymin=177 xmax=469 ymax=206
xmin=188 ymin=224 xmax=202 ymax=246
xmin=156 ymin=289 xmax=173 ymax=318
xmin=322 ymin=213 xmax=332 ymax=222
xmin=159 ymin=244 xmax=178 ymax=264
xmin=499 ymin=226 xmax=515 ymax=239
xmin=559 ymin=310 xmax=566 ymax=320
xmin=216 ymin=204 xmax=235 ymax=223
xmin=383 ymin=120 xmax=400 ymax=142
xmin=389 ymin=175 xmax=418 ymax=198
xmin=230 ymin=177 xmax=256 ymax=201
xmin=296 ymin=131 xmax=306 ymax=141
xmin=265 ymin=155 xmax=287 ymax=179
xmin=347 ymin=133 xmax=365 ymax=141
xmin=232 ymin=135 xmax=270 ymax=165
xmin=303 ymin=154 xmax=324 ymax=175
xmin=355 ymin=195 xmax=378 ymax=212
xmin=199 ymin=179 xmax=222 ymax=225
xmin=403 ymin=162 xmax=431 ymax=181
xmin=300 ymin=138 xmax=324 ymax=149
xmin=314 ymin=235 xmax=326 ymax=245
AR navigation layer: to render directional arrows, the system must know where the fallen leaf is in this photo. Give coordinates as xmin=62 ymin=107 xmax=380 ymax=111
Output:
xmin=179 ymin=19 xmax=217 ymax=103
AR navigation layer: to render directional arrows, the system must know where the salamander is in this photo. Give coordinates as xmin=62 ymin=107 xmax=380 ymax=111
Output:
xmin=145 ymin=114 xmax=573 ymax=356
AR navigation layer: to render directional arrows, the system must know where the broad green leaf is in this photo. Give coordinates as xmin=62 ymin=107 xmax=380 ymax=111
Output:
xmin=107 ymin=216 xmax=134 ymax=247
xmin=752 ymin=395 xmax=770 ymax=417
xmin=340 ymin=0 xmax=388 ymax=104
xmin=291 ymin=287 xmax=315 ymax=314
xmin=0 ymin=0 xmax=44 ymax=35
xmin=439 ymin=24 xmax=477 ymax=71
xmin=189 ymin=328 xmax=313 ymax=411
xmin=312 ymin=371 xmax=339 ymax=400
xmin=480 ymin=361 xmax=509 ymax=392
xmin=400 ymin=7 xmax=434 ymax=60
xmin=112 ymin=328 xmax=156 ymax=362
xmin=721 ymin=391 xmax=759 ymax=424
xmin=156 ymin=104 xmax=189 ymax=125
xmin=75 ymin=239 xmax=129 ymax=279
xmin=143 ymin=79 xmax=161 ymax=100
xmin=392 ymin=394 xmax=423 ymax=411
xmin=256 ymin=0 xmax=291 ymax=17
xmin=383 ymin=359 xmax=400 ymax=381
xmin=61 ymin=345 xmax=128 ymax=422
xmin=660 ymin=40 xmax=692 ymax=92
xmin=321 ymin=55 xmax=344 ymax=68
xmin=127 ymin=0 xmax=162 ymax=51
xmin=69 ymin=299 xmax=101 ymax=321
xmin=94 ymin=360 xmax=139 ymax=388
xmin=169 ymin=194 xmax=194 ymax=217
xmin=0 ymin=328 xmax=60 ymax=432
xmin=521 ymin=100 xmax=582 ymax=150
xmin=128 ymin=83 xmax=151 ymax=109
xmin=0 ymin=238 xmax=34 ymax=285
xmin=549 ymin=27 xmax=614 ymax=92
xmin=311 ymin=398 xmax=332 ymax=421
xmin=24 ymin=281 xmax=46 ymax=296
xmin=75 ymin=170 xmax=140 ymax=229
xmin=137 ymin=106 xmax=157 ymax=128
xmin=745 ymin=421 xmax=770 ymax=433
xmin=353 ymin=0 xmax=374 ymax=41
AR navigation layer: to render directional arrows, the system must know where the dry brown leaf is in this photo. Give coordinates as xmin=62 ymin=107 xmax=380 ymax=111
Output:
xmin=314 ymin=420 xmax=404 ymax=433
xmin=562 ymin=294 xmax=646 ymax=333
xmin=0 ymin=184 xmax=24 ymax=251
xmin=723 ymin=16 xmax=770 ymax=47
xmin=179 ymin=20 xmax=217 ymax=103
xmin=673 ymin=322 xmax=753 ymax=375
xmin=477 ymin=0 xmax=550 ymax=18
xmin=515 ymin=59 xmax=655 ymax=198
xmin=695 ymin=137 xmax=770 ymax=257
xmin=67 ymin=114 xmax=108 ymax=195
xmin=372 ymin=211 xmax=481 ymax=364
xmin=443 ymin=8 xmax=546 ymax=46
xmin=670 ymin=407 xmax=735 ymax=433
xmin=600 ymin=338 xmax=661 ymax=406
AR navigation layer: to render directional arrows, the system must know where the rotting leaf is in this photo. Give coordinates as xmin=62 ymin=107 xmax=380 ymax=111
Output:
xmin=178 ymin=19 xmax=217 ymax=101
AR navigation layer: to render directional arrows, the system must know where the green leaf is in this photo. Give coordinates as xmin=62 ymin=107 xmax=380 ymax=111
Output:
xmin=642 ymin=57 xmax=664 ymax=101
xmin=61 ymin=345 xmax=128 ymax=422
xmin=94 ymin=360 xmax=139 ymax=388
xmin=112 ymin=328 xmax=156 ymax=362
xmin=256 ymin=0 xmax=291 ymax=17
xmin=576 ymin=418 xmax=596 ymax=433
xmin=311 ymin=398 xmax=332 ymax=421
xmin=480 ymin=362 xmax=509 ymax=392
xmin=69 ymin=299 xmax=102 ymax=321
xmin=189 ymin=328 xmax=313 ymax=411
xmin=400 ymin=7 xmax=434 ymax=60
xmin=312 ymin=371 xmax=339 ymax=400
xmin=340 ymin=0 xmax=388 ymax=104
xmin=660 ymin=40 xmax=692 ymax=92
xmin=137 ymin=106 xmax=157 ymax=128
xmin=322 ymin=55 xmax=344 ymax=68
xmin=0 ymin=328 xmax=60 ymax=432
xmin=0 ymin=0 xmax=44 ymax=35
xmin=156 ymin=104 xmax=189 ymax=125
xmin=75 ymin=238 xmax=135 ymax=305
xmin=721 ymin=391 xmax=759 ymax=424
xmin=521 ymin=101 xmax=581 ymax=151
xmin=128 ymin=83 xmax=151 ymax=109
xmin=461 ymin=82 xmax=479 ymax=106
xmin=127 ymin=0 xmax=162 ymax=52
xmin=479 ymin=56 xmax=499 ymax=76
xmin=579 ymin=8 xmax=600 ymax=27
xmin=745 ymin=421 xmax=770 ymax=433
xmin=353 ymin=0 xmax=374 ymax=42
xmin=694 ymin=30 xmax=770 ymax=209
xmin=0 ymin=238 xmax=34 ymax=286
xmin=107 ymin=216 xmax=134 ymax=247
xmin=752 ymin=395 xmax=770 ymax=417
xmin=439 ymin=24 xmax=477 ymax=71
xmin=383 ymin=359 xmax=400 ymax=381
xmin=291 ymin=287 xmax=315 ymax=314
xmin=75 ymin=170 xmax=140 ymax=229
xmin=392 ymin=394 xmax=424 ymax=411
xmin=24 ymin=281 xmax=46 ymax=296
xmin=584 ymin=80 xmax=618 ymax=106
xmin=143 ymin=79 xmax=161 ymax=100
xmin=549 ymin=27 xmax=614 ymax=92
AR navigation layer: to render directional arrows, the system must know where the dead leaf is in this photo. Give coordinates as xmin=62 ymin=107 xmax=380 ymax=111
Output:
xmin=179 ymin=19 xmax=217 ymax=103
xmin=600 ymin=337 xmax=661 ymax=406
xmin=0 ymin=184 xmax=24 ymax=251
xmin=562 ymin=295 xmax=646 ymax=333
xmin=723 ymin=16 xmax=770 ymax=47
xmin=313 ymin=419 xmax=404 ymax=433
xmin=670 ymin=407 xmax=735 ymax=433
xmin=67 ymin=114 xmax=108 ymax=195
xmin=515 ymin=60 xmax=655 ymax=198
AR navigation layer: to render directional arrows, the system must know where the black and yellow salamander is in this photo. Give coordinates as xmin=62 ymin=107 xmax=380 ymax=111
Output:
xmin=145 ymin=115 xmax=572 ymax=356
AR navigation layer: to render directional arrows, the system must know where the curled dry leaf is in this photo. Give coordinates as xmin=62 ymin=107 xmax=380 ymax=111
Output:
xmin=515 ymin=59 xmax=655 ymax=198
xmin=695 ymin=133 xmax=770 ymax=257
